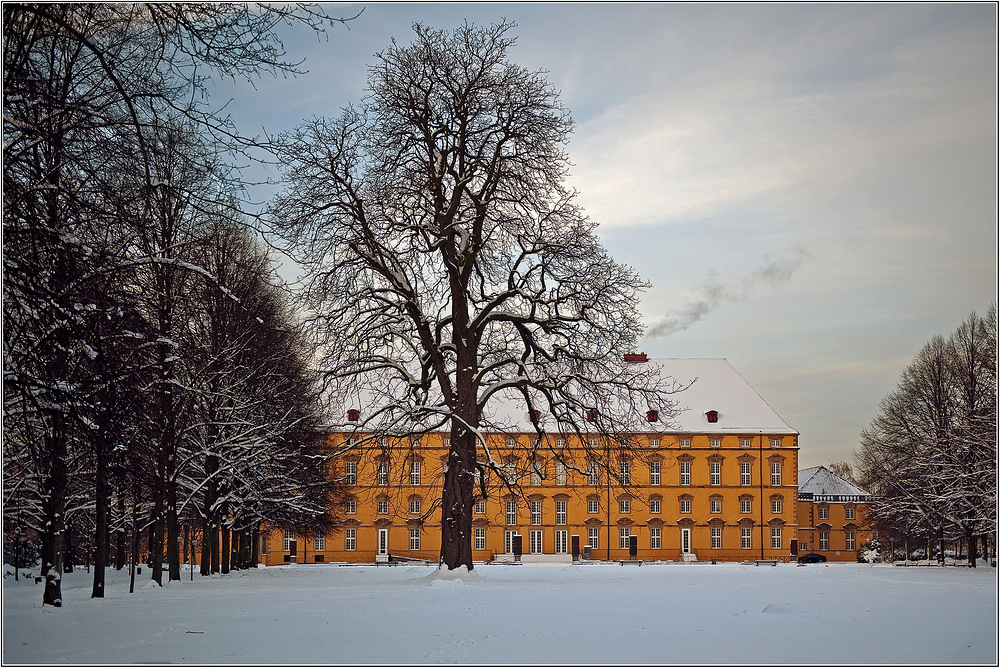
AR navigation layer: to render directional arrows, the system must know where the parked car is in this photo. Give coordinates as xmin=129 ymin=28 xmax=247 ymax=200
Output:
xmin=798 ymin=553 xmax=827 ymax=563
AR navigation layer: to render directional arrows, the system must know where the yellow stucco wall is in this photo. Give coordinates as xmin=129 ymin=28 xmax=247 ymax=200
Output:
xmin=261 ymin=431 xmax=804 ymax=565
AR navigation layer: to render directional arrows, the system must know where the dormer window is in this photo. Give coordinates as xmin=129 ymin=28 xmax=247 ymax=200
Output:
xmin=706 ymin=410 xmax=719 ymax=423
xmin=646 ymin=409 xmax=659 ymax=422
xmin=347 ymin=409 xmax=360 ymax=422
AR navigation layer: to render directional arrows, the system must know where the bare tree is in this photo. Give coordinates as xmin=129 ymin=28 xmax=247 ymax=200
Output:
xmin=269 ymin=22 xmax=681 ymax=571
xmin=856 ymin=305 xmax=997 ymax=567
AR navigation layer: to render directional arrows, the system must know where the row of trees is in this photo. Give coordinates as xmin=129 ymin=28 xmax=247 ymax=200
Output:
xmin=3 ymin=3 xmax=350 ymax=605
xmin=855 ymin=306 xmax=997 ymax=566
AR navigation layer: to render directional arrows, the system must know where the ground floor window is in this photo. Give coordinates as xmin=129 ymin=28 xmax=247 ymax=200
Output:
xmin=475 ymin=528 xmax=486 ymax=551
xmin=555 ymin=530 xmax=568 ymax=554
xmin=314 ymin=533 xmax=326 ymax=551
xmin=711 ymin=527 xmax=722 ymax=549
xmin=410 ymin=528 xmax=421 ymax=551
xmin=771 ymin=527 xmax=781 ymax=550
xmin=529 ymin=529 xmax=543 ymax=554
xmin=505 ymin=530 xmax=516 ymax=554
xmin=650 ymin=527 xmax=661 ymax=549
xmin=741 ymin=527 xmax=752 ymax=550
xmin=345 ymin=529 xmax=356 ymax=551
xmin=845 ymin=531 xmax=855 ymax=551
xmin=283 ymin=529 xmax=294 ymax=551
xmin=819 ymin=532 xmax=829 ymax=551
xmin=619 ymin=527 xmax=631 ymax=550
xmin=588 ymin=527 xmax=599 ymax=550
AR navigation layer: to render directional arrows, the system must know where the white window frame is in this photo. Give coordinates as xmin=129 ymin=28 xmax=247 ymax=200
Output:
xmin=376 ymin=462 xmax=388 ymax=486
xmin=554 ymin=529 xmax=568 ymax=554
xmin=409 ymin=528 xmax=421 ymax=551
xmin=409 ymin=498 xmax=421 ymax=515
xmin=619 ymin=527 xmax=631 ymax=550
xmin=345 ymin=461 xmax=357 ymax=486
xmin=475 ymin=527 xmax=486 ymax=551
xmin=710 ymin=438 xmax=721 ymax=448
xmin=649 ymin=437 xmax=660 ymax=448
xmin=314 ymin=533 xmax=326 ymax=551
xmin=711 ymin=527 xmax=722 ymax=549
xmin=587 ymin=499 xmax=599 ymax=514
xmin=531 ymin=500 xmax=542 ymax=526
xmin=650 ymin=527 xmax=661 ymax=549
xmin=741 ymin=527 xmax=752 ymax=549
xmin=650 ymin=499 xmax=661 ymax=514
xmin=741 ymin=498 xmax=752 ymax=514
xmin=771 ymin=461 xmax=781 ymax=486
xmin=529 ymin=529 xmax=543 ymax=554
xmin=475 ymin=499 xmax=486 ymax=514
xmin=531 ymin=462 xmax=542 ymax=486
xmin=711 ymin=499 xmax=722 ymax=514
xmin=345 ymin=500 xmax=356 ymax=514
xmin=740 ymin=438 xmax=752 ymax=448
xmin=377 ymin=499 xmax=389 ymax=514
xmin=845 ymin=531 xmax=856 ymax=551
xmin=619 ymin=460 xmax=630 ymax=486
xmin=588 ymin=527 xmax=599 ymax=549
xmin=740 ymin=461 xmax=752 ymax=486
xmin=771 ymin=527 xmax=782 ymax=550
xmin=649 ymin=461 xmax=661 ymax=486
xmin=345 ymin=529 xmax=356 ymax=551
xmin=845 ymin=507 xmax=855 ymax=520
xmin=619 ymin=499 xmax=630 ymax=514
xmin=410 ymin=460 xmax=421 ymax=485
xmin=556 ymin=462 xmax=567 ymax=485
xmin=679 ymin=438 xmax=691 ymax=448
xmin=679 ymin=461 xmax=691 ymax=486
xmin=710 ymin=461 xmax=721 ymax=485
xmin=770 ymin=438 xmax=781 ymax=448
xmin=680 ymin=499 xmax=691 ymax=514
xmin=771 ymin=499 xmax=783 ymax=514
xmin=818 ymin=506 xmax=829 ymax=520
xmin=819 ymin=531 xmax=829 ymax=551
xmin=506 ymin=500 xmax=517 ymax=526
xmin=556 ymin=500 xmax=567 ymax=525
xmin=587 ymin=461 xmax=599 ymax=486
xmin=504 ymin=530 xmax=516 ymax=554
xmin=283 ymin=529 xmax=294 ymax=551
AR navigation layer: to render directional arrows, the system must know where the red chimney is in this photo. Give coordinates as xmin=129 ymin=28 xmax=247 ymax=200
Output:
xmin=706 ymin=410 xmax=719 ymax=424
xmin=646 ymin=409 xmax=659 ymax=422
xmin=624 ymin=353 xmax=648 ymax=363
xmin=347 ymin=409 xmax=360 ymax=422
xmin=585 ymin=409 xmax=599 ymax=422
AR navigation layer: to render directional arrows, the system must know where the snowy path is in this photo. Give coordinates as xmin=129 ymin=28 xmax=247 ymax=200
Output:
xmin=3 ymin=562 xmax=996 ymax=665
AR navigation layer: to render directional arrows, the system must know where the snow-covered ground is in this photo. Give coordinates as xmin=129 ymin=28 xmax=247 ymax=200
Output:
xmin=3 ymin=561 xmax=996 ymax=665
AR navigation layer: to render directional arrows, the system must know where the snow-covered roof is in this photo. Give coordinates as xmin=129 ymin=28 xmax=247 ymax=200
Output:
xmin=481 ymin=358 xmax=797 ymax=435
xmin=799 ymin=466 xmax=870 ymax=497
xmin=340 ymin=357 xmax=797 ymax=436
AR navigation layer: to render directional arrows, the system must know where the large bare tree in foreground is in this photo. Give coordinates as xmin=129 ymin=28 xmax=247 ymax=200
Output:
xmin=269 ymin=22 xmax=680 ymax=570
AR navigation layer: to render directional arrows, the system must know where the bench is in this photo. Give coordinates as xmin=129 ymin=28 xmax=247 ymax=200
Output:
xmin=374 ymin=560 xmax=398 ymax=566
xmin=619 ymin=560 xmax=643 ymax=566
xmin=755 ymin=560 xmax=778 ymax=566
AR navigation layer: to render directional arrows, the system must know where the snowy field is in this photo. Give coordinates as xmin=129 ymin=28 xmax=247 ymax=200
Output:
xmin=3 ymin=561 xmax=996 ymax=665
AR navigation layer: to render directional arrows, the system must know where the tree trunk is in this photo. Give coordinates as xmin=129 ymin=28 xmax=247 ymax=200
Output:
xmin=221 ymin=517 xmax=231 ymax=574
xmin=91 ymin=442 xmax=108 ymax=597
xmin=167 ymin=485 xmax=181 ymax=581
xmin=439 ymin=425 xmax=476 ymax=571
xmin=966 ymin=527 xmax=976 ymax=568
xmin=63 ymin=524 xmax=74 ymax=573
xmin=41 ymin=424 xmax=67 ymax=607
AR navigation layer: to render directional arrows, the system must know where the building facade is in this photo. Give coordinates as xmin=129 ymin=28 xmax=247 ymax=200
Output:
xmin=796 ymin=466 xmax=872 ymax=561
xmin=261 ymin=358 xmax=804 ymax=565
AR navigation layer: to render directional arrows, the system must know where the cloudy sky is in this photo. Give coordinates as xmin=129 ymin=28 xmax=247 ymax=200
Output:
xmin=214 ymin=2 xmax=997 ymax=470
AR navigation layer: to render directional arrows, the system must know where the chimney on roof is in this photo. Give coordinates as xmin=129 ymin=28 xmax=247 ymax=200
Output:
xmin=347 ymin=409 xmax=360 ymax=422
xmin=705 ymin=410 xmax=719 ymax=423
xmin=624 ymin=353 xmax=648 ymax=363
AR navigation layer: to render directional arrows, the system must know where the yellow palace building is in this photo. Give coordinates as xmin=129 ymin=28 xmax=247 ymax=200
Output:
xmin=260 ymin=357 xmax=816 ymax=566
